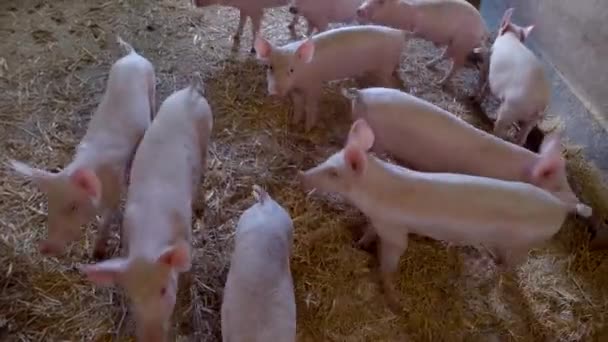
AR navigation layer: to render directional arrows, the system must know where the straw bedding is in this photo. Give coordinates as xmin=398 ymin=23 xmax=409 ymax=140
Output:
xmin=1 ymin=0 xmax=607 ymax=341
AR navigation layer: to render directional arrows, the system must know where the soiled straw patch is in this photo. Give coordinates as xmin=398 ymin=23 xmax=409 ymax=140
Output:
xmin=1 ymin=0 xmax=608 ymax=341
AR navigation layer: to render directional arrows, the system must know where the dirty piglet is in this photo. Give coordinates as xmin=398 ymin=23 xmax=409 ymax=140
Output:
xmin=79 ymin=75 xmax=213 ymax=342
xmin=221 ymin=185 xmax=296 ymax=342
xmin=8 ymin=36 xmax=156 ymax=258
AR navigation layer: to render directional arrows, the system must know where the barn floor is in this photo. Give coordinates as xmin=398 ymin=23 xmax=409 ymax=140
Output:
xmin=1 ymin=0 xmax=608 ymax=341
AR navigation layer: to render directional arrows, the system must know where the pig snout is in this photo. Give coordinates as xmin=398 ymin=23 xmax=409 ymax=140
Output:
xmin=289 ymin=6 xmax=298 ymax=14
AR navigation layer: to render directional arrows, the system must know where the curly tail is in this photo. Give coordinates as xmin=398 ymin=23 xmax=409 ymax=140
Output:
xmin=252 ymin=184 xmax=269 ymax=205
xmin=189 ymin=72 xmax=205 ymax=96
xmin=116 ymin=35 xmax=135 ymax=55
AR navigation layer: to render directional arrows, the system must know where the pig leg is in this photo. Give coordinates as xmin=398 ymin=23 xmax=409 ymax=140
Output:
xmin=290 ymin=91 xmax=305 ymax=125
xmin=233 ymin=11 xmax=247 ymax=42
xmin=515 ymin=120 xmax=537 ymax=146
xmin=303 ymin=89 xmax=321 ymax=132
xmin=249 ymin=10 xmax=263 ymax=54
xmin=493 ymin=102 xmax=518 ymax=143
xmin=426 ymin=47 xmax=448 ymax=69
xmin=378 ymin=236 xmax=407 ymax=312
xmin=437 ymin=44 xmax=467 ymax=86
xmin=355 ymin=223 xmax=378 ymax=250
xmin=93 ymin=209 xmax=116 ymax=259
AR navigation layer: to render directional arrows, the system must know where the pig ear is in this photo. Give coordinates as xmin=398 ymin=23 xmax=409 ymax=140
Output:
xmin=254 ymin=36 xmax=272 ymax=61
xmin=344 ymin=145 xmax=367 ymax=176
xmin=347 ymin=119 xmax=375 ymax=151
xmin=522 ymin=25 xmax=534 ymax=39
xmin=531 ymin=134 xmax=565 ymax=184
xmin=79 ymin=258 xmax=129 ymax=286
xmin=296 ymin=39 xmax=315 ymax=63
xmin=501 ymin=8 xmax=514 ymax=28
xmin=157 ymin=240 xmax=191 ymax=272
xmin=70 ymin=168 xmax=102 ymax=204
xmin=8 ymin=159 xmax=54 ymax=191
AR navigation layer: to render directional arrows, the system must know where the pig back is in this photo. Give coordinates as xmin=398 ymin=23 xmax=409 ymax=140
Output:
xmin=490 ymin=35 xmax=549 ymax=108
xmin=221 ymin=199 xmax=295 ymax=342
xmin=414 ymin=0 xmax=486 ymax=45
xmin=85 ymin=54 xmax=154 ymax=152
xmin=299 ymin=25 xmax=405 ymax=83
xmin=376 ymin=168 xmax=569 ymax=246
xmin=354 ymin=88 xmax=536 ymax=182
xmin=123 ymin=88 xmax=212 ymax=249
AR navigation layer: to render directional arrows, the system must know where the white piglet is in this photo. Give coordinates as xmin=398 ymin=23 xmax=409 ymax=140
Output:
xmin=300 ymin=119 xmax=576 ymax=311
xmin=255 ymin=25 xmax=407 ymax=131
xmin=356 ymin=0 xmax=488 ymax=85
xmin=8 ymin=37 xmax=155 ymax=258
xmin=192 ymin=0 xmax=299 ymax=54
xmin=79 ymin=76 xmax=213 ymax=342
xmin=288 ymin=0 xmax=366 ymax=36
xmin=221 ymin=185 xmax=296 ymax=342
xmin=343 ymin=87 xmax=591 ymax=217
xmin=478 ymin=8 xmax=550 ymax=146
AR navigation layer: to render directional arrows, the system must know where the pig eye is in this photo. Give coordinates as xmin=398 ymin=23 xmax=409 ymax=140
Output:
xmin=266 ymin=64 xmax=273 ymax=72
xmin=68 ymin=203 xmax=78 ymax=213
xmin=289 ymin=68 xmax=294 ymax=74
xmin=328 ymin=169 xmax=339 ymax=178
xmin=160 ymin=287 xmax=167 ymax=296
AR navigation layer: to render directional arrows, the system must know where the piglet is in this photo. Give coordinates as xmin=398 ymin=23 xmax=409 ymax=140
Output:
xmin=8 ymin=37 xmax=155 ymax=258
xmin=221 ymin=185 xmax=296 ymax=342
xmin=300 ymin=119 xmax=580 ymax=311
xmin=192 ymin=0 xmax=299 ymax=54
xmin=288 ymin=0 xmax=366 ymax=36
xmin=255 ymin=25 xmax=407 ymax=132
xmin=356 ymin=0 xmax=488 ymax=86
xmin=78 ymin=75 xmax=213 ymax=342
xmin=342 ymin=87 xmax=591 ymax=217
xmin=476 ymin=8 xmax=550 ymax=146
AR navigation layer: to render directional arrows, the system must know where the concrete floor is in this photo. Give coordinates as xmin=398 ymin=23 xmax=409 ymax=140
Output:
xmin=480 ymin=0 xmax=608 ymax=183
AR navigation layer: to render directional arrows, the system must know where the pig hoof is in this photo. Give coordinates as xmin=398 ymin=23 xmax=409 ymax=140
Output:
xmin=250 ymin=47 xmax=256 ymax=54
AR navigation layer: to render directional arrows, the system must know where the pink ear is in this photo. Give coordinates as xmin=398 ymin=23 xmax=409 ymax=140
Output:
xmin=9 ymin=159 xmax=54 ymax=190
xmin=522 ymin=25 xmax=534 ymax=39
xmin=79 ymin=258 xmax=129 ymax=286
xmin=347 ymin=119 xmax=375 ymax=151
xmin=254 ymin=36 xmax=272 ymax=60
xmin=296 ymin=39 xmax=315 ymax=63
xmin=157 ymin=241 xmax=191 ymax=272
xmin=501 ymin=8 xmax=514 ymax=28
xmin=344 ymin=145 xmax=367 ymax=175
xmin=70 ymin=168 xmax=101 ymax=202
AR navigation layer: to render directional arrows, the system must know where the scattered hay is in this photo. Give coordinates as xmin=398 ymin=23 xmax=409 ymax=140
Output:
xmin=1 ymin=0 xmax=608 ymax=341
